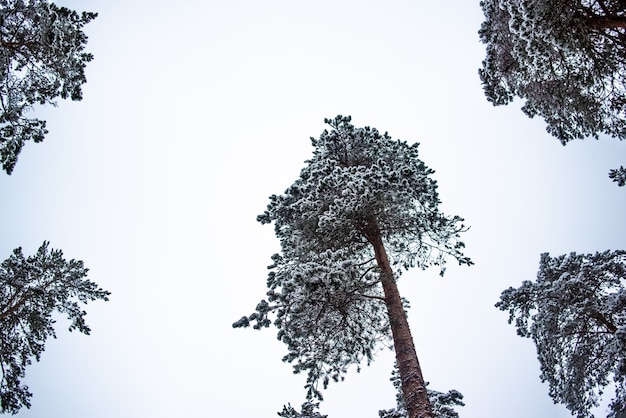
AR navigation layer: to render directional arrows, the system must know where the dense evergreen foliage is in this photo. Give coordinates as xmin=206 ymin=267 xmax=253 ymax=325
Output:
xmin=235 ymin=250 xmax=391 ymax=400
xmin=0 ymin=242 xmax=109 ymax=414
xmin=0 ymin=0 xmax=96 ymax=174
xmin=235 ymin=116 xmax=471 ymax=417
xmin=479 ymin=0 xmax=626 ymax=185
xmin=479 ymin=0 xmax=626 ymax=141
xmin=497 ymin=250 xmax=626 ymax=417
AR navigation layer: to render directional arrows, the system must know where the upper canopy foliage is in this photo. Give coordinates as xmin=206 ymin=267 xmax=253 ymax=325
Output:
xmin=235 ymin=116 xmax=471 ymax=403
xmin=257 ymin=115 xmax=471 ymax=274
xmin=497 ymin=250 xmax=626 ymax=417
xmin=479 ymin=0 xmax=626 ymax=142
xmin=0 ymin=0 xmax=97 ymax=174
xmin=0 ymin=242 xmax=110 ymax=414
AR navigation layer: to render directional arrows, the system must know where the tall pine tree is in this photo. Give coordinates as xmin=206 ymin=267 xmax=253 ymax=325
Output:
xmin=479 ymin=0 xmax=626 ymax=185
xmin=0 ymin=0 xmax=97 ymax=174
xmin=235 ymin=116 xmax=471 ymax=418
xmin=497 ymin=250 xmax=626 ymax=417
xmin=0 ymin=242 xmax=110 ymax=414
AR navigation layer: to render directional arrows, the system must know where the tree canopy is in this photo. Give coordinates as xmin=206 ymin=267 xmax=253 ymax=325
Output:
xmin=0 ymin=242 xmax=110 ymax=414
xmin=497 ymin=250 xmax=626 ymax=417
xmin=0 ymin=0 xmax=97 ymax=174
xmin=478 ymin=0 xmax=626 ymax=142
xmin=234 ymin=116 xmax=471 ymax=417
xmin=255 ymin=115 xmax=470 ymax=275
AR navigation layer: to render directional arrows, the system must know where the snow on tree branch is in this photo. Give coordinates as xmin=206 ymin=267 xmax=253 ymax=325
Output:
xmin=497 ymin=250 xmax=626 ymax=417
xmin=0 ymin=241 xmax=110 ymax=413
xmin=236 ymin=116 xmax=472 ymax=417
xmin=0 ymin=0 xmax=97 ymax=174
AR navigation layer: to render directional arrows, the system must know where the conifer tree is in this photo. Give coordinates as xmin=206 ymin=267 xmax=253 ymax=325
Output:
xmin=0 ymin=242 xmax=109 ymax=414
xmin=497 ymin=250 xmax=626 ymax=417
xmin=0 ymin=0 xmax=97 ymax=174
xmin=234 ymin=116 xmax=471 ymax=418
xmin=478 ymin=0 xmax=626 ymax=185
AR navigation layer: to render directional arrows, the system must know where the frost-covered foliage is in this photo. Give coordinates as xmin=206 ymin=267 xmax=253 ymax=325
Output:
xmin=479 ymin=0 xmax=626 ymax=153
xmin=0 ymin=0 xmax=97 ymax=174
xmin=235 ymin=116 xmax=471 ymax=416
xmin=378 ymin=366 xmax=465 ymax=418
xmin=278 ymin=401 xmax=328 ymax=418
xmin=257 ymin=115 xmax=470 ymax=275
xmin=0 ymin=242 xmax=109 ymax=414
xmin=234 ymin=250 xmax=391 ymax=399
xmin=497 ymin=250 xmax=626 ymax=418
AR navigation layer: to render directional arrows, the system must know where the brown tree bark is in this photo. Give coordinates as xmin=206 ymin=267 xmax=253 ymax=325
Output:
xmin=587 ymin=15 xmax=626 ymax=30
xmin=364 ymin=218 xmax=434 ymax=418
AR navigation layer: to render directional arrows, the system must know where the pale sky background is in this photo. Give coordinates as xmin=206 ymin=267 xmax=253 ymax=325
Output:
xmin=2 ymin=1 xmax=625 ymax=417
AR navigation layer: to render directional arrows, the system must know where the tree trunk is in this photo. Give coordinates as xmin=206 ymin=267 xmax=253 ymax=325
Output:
xmin=365 ymin=219 xmax=434 ymax=418
xmin=588 ymin=15 xmax=626 ymax=30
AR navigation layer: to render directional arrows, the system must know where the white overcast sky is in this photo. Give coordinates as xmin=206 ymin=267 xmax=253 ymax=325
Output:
xmin=2 ymin=1 xmax=626 ymax=417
